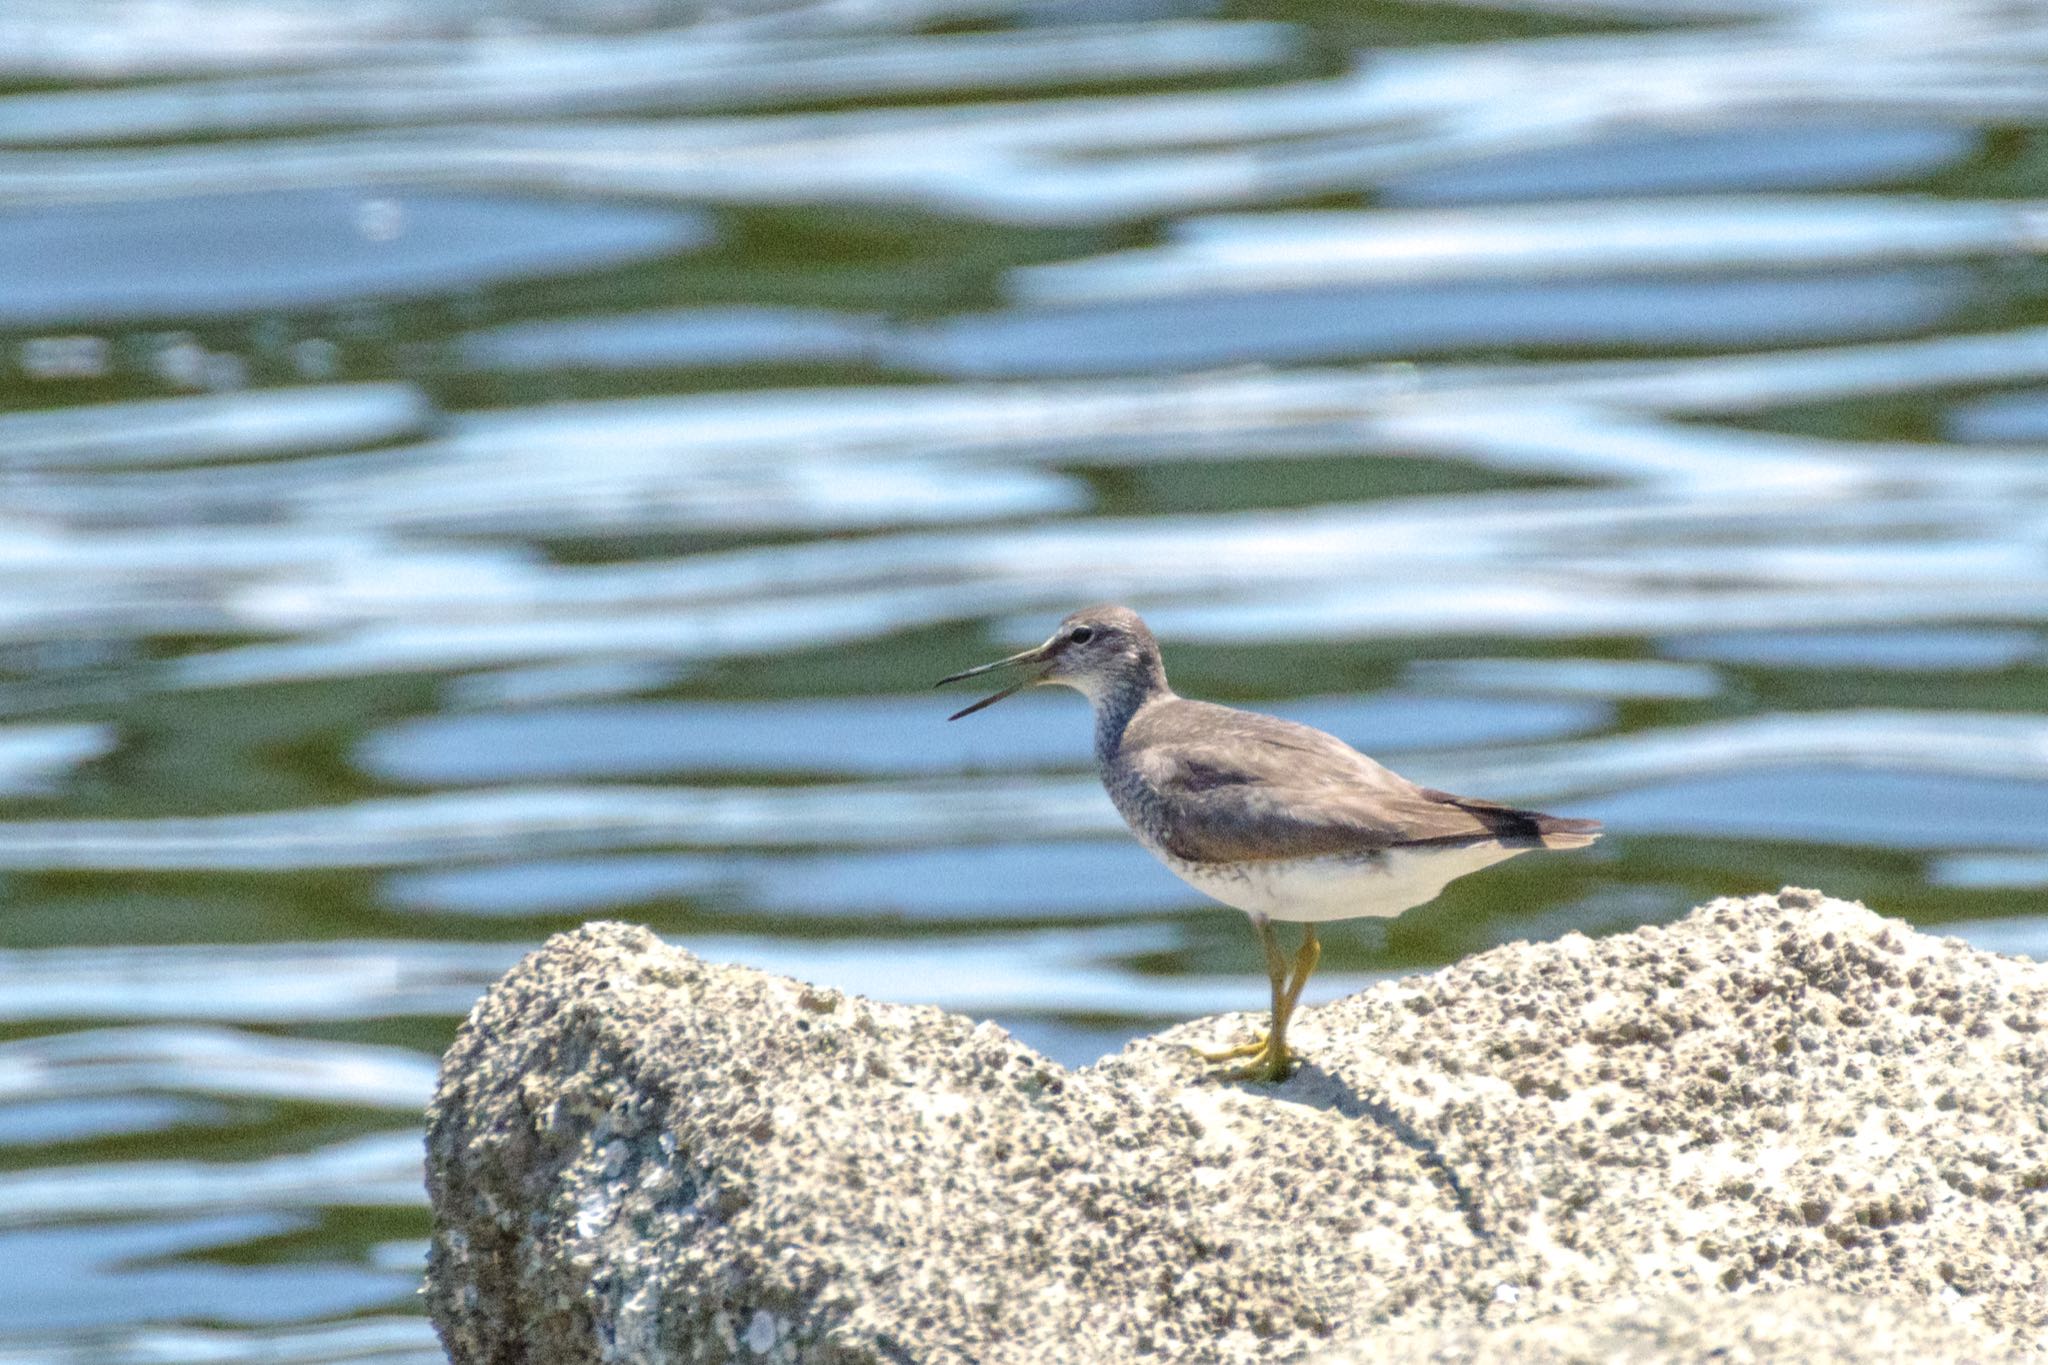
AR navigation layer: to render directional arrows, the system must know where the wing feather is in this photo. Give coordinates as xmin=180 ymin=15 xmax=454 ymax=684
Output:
xmin=1120 ymin=700 xmax=1598 ymax=864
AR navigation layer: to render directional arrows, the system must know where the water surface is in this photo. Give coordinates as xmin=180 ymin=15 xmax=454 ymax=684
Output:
xmin=4 ymin=0 xmax=2048 ymax=1359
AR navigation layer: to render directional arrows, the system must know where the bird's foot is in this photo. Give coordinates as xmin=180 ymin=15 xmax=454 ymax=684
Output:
xmin=1200 ymin=1035 xmax=1299 ymax=1083
xmin=1223 ymin=1039 xmax=1298 ymax=1084
xmin=1194 ymin=1034 xmax=1270 ymax=1063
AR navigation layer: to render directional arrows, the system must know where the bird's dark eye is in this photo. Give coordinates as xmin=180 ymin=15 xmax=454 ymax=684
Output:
xmin=1068 ymin=626 xmax=1095 ymax=644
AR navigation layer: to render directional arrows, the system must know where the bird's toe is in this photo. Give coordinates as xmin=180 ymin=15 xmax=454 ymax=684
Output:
xmin=1194 ymin=1034 xmax=1269 ymax=1063
xmin=1211 ymin=1037 xmax=1299 ymax=1083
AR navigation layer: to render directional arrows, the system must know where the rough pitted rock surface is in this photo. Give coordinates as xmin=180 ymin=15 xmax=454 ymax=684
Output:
xmin=1330 ymin=1286 xmax=2014 ymax=1363
xmin=426 ymin=890 xmax=2048 ymax=1363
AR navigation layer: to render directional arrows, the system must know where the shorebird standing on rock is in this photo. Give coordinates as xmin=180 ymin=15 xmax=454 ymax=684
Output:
xmin=938 ymin=605 xmax=1602 ymax=1083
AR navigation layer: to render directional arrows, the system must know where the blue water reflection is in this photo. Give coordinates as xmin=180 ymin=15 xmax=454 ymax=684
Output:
xmin=0 ymin=1215 xmax=410 ymax=1332
xmin=356 ymin=691 xmax=1610 ymax=783
xmin=0 ymin=190 xmax=707 ymax=326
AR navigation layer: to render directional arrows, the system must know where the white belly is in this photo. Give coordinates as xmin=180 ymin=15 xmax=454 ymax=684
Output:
xmin=1158 ymin=843 xmax=1528 ymax=923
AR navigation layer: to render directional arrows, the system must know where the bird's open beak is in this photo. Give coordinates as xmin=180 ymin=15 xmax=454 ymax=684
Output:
xmin=935 ymin=641 xmax=1053 ymax=720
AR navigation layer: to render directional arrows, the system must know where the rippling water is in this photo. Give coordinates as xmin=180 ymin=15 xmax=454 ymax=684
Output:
xmin=6 ymin=0 xmax=2048 ymax=1357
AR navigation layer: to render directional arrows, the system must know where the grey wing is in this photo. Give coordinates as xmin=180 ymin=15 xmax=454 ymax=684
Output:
xmin=1123 ymin=702 xmax=1596 ymax=864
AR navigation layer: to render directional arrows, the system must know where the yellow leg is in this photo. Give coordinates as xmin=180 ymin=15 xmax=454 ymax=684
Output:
xmin=1226 ymin=924 xmax=1318 ymax=1082
xmin=1195 ymin=922 xmax=1319 ymax=1082
xmin=1282 ymin=926 xmax=1320 ymax=1020
xmin=1195 ymin=919 xmax=1286 ymax=1062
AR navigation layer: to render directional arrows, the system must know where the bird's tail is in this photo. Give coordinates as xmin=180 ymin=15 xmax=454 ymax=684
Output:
xmin=1533 ymin=814 xmax=1602 ymax=850
xmin=1421 ymin=788 xmax=1604 ymax=850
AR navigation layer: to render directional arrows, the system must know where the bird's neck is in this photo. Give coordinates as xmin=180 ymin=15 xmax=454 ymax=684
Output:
xmin=1087 ymin=662 xmax=1170 ymax=762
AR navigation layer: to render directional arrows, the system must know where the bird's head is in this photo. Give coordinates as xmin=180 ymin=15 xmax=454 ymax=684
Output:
xmin=936 ymin=605 xmax=1161 ymax=719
